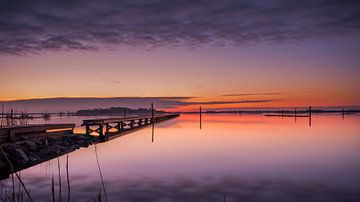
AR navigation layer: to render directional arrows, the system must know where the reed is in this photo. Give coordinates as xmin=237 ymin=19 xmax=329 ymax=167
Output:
xmin=51 ymin=175 xmax=55 ymax=202
xmin=97 ymin=188 xmax=102 ymax=202
xmin=66 ymin=155 xmax=70 ymax=202
xmin=57 ymin=158 xmax=62 ymax=202
xmin=0 ymin=146 xmax=32 ymax=202
xmin=94 ymin=145 xmax=108 ymax=202
xmin=11 ymin=173 xmax=15 ymax=202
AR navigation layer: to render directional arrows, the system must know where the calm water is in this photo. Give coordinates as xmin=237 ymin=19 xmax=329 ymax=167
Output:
xmin=1 ymin=114 xmax=360 ymax=201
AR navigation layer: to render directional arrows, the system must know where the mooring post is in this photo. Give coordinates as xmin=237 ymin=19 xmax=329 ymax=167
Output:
xmin=200 ymin=106 xmax=202 ymax=129
xmin=105 ymin=123 xmax=110 ymax=134
xmin=85 ymin=125 xmax=90 ymax=136
xmin=116 ymin=122 xmax=121 ymax=132
xmin=294 ymin=108 xmax=297 ymax=122
xmin=309 ymin=106 xmax=312 ymax=127
xmin=99 ymin=124 xmax=104 ymax=138
xmin=151 ymin=103 xmax=154 ymax=123
xmin=342 ymin=108 xmax=345 ymax=120
xmin=1 ymin=100 xmax=4 ymax=119
xmin=9 ymin=130 xmax=15 ymax=142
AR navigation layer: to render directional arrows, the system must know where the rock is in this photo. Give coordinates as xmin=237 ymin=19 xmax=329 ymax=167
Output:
xmin=41 ymin=138 xmax=47 ymax=145
xmin=28 ymin=152 xmax=40 ymax=162
xmin=33 ymin=139 xmax=43 ymax=147
xmin=10 ymin=147 xmax=29 ymax=163
xmin=0 ymin=159 xmax=9 ymax=174
xmin=47 ymin=136 xmax=62 ymax=143
xmin=22 ymin=141 xmax=37 ymax=151
xmin=38 ymin=145 xmax=66 ymax=156
xmin=77 ymin=140 xmax=89 ymax=147
xmin=71 ymin=135 xmax=87 ymax=141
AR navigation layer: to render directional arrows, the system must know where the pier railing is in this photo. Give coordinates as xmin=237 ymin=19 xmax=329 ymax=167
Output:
xmin=81 ymin=113 xmax=179 ymax=138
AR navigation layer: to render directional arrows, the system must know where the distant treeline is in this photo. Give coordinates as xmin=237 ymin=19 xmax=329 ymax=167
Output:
xmin=75 ymin=107 xmax=165 ymax=116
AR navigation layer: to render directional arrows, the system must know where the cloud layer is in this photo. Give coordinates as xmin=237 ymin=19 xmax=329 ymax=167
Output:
xmin=2 ymin=97 xmax=278 ymax=112
xmin=1 ymin=0 xmax=360 ymax=55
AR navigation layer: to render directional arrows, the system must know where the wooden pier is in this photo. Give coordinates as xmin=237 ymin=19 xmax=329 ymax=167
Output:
xmin=0 ymin=124 xmax=75 ymax=144
xmin=82 ymin=114 xmax=179 ymax=139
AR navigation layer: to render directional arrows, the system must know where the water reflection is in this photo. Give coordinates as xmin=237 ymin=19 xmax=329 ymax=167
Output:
xmin=1 ymin=114 xmax=360 ymax=201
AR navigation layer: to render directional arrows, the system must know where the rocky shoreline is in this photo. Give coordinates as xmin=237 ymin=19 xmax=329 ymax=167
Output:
xmin=0 ymin=134 xmax=97 ymax=179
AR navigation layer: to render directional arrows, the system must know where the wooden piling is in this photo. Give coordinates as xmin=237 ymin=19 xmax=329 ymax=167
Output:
xmin=309 ymin=106 xmax=312 ymax=127
xmin=200 ymin=106 xmax=202 ymax=129
xmin=151 ymin=103 xmax=154 ymax=123
xmin=1 ymin=101 xmax=4 ymax=119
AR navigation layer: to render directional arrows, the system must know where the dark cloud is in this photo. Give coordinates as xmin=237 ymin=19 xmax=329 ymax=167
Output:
xmin=222 ymin=92 xmax=286 ymax=97
xmin=1 ymin=0 xmax=359 ymax=54
xmin=182 ymin=99 xmax=280 ymax=105
xmin=2 ymin=97 xmax=278 ymax=112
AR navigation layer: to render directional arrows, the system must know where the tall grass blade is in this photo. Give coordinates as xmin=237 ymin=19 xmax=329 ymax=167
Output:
xmin=0 ymin=146 xmax=32 ymax=202
xmin=66 ymin=155 xmax=70 ymax=202
xmin=51 ymin=175 xmax=55 ymax=202
xmin=57 ymin=158 xmax=62 ymax=202
xmin=94 ymin=145 xmax=108 ymax=202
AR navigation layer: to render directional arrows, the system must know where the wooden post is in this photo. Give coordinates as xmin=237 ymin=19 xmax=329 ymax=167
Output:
xmin=9 ymin=130 xmax=15 ymax=142
xmin=294 ymin=108 xmax=297 ymax=122
xmin=152 ymin=123 xmax=154 ymax=143
xmin=200 ymin=106 xmax=202 ymax=129
xmin=105 ymin=123 xmax=110 ymax=134
xmin=151 ymin=103 xmax=154 ymax=123
xmin=309 ymin=106 xmax=312 ymax=127
xmin=85 ymin=125 xmax=91 ymax=136
xmin=1 ymin=101 xmax=3 ymax=118
xmin=116 ymin=122 xmax=121 ymax=132
xmin=99 ymin=124 xmax=104 ymax=138
xmin=342 ymin=108 xmax=345 ymax=120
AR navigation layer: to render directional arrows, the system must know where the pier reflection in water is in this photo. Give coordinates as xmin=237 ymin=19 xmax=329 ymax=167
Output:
xmin=1 ymin=114 xmax=360 ymax=201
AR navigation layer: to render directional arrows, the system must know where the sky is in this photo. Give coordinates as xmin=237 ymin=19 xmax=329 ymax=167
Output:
xmin=0 ymin=0 xmax=360 ymax=111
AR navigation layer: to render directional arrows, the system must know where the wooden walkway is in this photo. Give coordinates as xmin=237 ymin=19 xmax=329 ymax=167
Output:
xmin=82 ymin=114 xmax=179 ymax=138
xmin=0 ymin=124 xmax=75 ymax=143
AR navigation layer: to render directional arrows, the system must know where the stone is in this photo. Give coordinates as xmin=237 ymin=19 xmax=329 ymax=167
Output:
xmin=0 ymin=159 xmax=9 ymax=174
xmin=71 ymin=135 xmax=87 ymax=141
xmin=22 ymin=141 xmax=37 ymax=151
xmin=47 ymin=136 xmax=62 ymax=143
xmin=11 ymin=147 xmax=29 ymax=163
xmin=28 ymin=152 xmax=40 ymax=162
xmin=38 ymin=145 xmax=66 ymax=156
xmin=33 ymin=139 xmax=43 ymax=147
xmin=77 ymin=140 xmax=89 ymax=147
